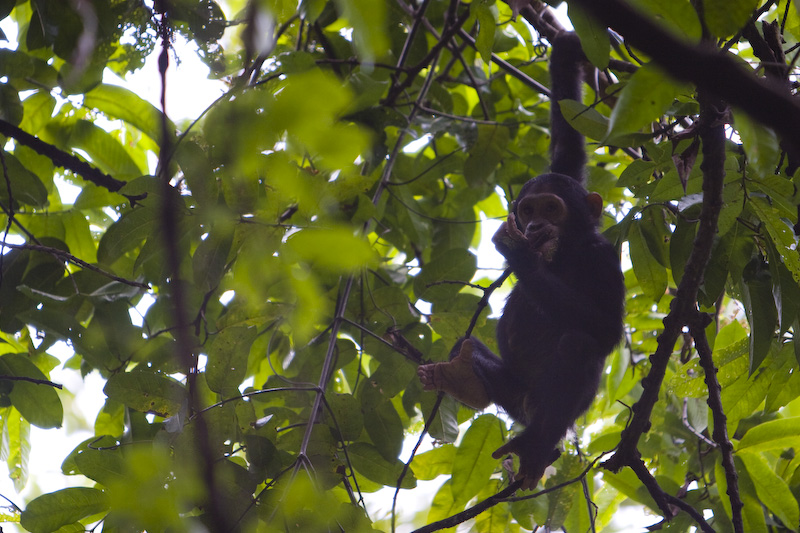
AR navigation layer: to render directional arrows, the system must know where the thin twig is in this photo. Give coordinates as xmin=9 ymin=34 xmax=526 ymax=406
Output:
xmin=0 ymin=376 xmax=63 ymax=389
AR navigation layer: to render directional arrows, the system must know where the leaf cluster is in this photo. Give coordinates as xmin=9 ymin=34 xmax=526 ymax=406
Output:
xmin=0 ymin=0 xmax=800 ymax=532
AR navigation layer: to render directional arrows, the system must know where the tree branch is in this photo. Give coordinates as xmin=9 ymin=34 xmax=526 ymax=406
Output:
xmin=0 ymin=376 xmax=63 ymax=389
xmin=602 ymin=83 xmax=730 ymax=528
xmin=566 ymin=0 xmax=800 ymax=160
xmin=0 ymin=241 xmax=149 ymax=289
xmin=690 ymin=313 xmax=744 ymax=533
xmin=0 ymin=118 xmax=146 ymax=202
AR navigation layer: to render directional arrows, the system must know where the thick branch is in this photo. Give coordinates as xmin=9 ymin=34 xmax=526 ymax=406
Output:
xmin=690 ymin=314 xmax=744 ymax=533
xmin=0 ymin=118 xmax=130 ymax=194
xmin=566 ymin=0 xmax=800 ymax=159
xmin=603 ymin=91 xmax=727 ymax=523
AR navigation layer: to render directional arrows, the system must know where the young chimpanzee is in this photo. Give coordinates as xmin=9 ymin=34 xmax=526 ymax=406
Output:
xmin=417 ymin=32 xmax=625 ymax=490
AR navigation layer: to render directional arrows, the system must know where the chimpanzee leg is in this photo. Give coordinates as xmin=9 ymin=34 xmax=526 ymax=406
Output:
xmin=417 ymin=337 xmax=525 ymax=412
xmin=493 ymin=331 xmax=605 ymax=490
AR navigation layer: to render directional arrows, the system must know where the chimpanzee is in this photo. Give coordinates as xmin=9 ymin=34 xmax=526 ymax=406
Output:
xmin=417 ymin=32 xmax=625 ymax=490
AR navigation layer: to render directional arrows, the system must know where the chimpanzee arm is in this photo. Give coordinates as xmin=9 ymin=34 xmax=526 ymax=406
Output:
xmin=549 ymin=32 xmax=587 ymax=182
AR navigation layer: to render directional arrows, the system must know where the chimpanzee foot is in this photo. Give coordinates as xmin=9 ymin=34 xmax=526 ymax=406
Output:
xmin=417 ymin=338 xmax=491 ymax=410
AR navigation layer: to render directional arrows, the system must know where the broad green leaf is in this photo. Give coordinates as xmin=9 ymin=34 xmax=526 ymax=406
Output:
xmin=607 ymin=64 xmax=685 ymax=139
xmin=475 ymin=479 xmax=510 ymax=530
xmin=464 ymin=125 xmax=511 ymax=185
xmin=0 ymin=406 xmax=30 ymax=492
xmin=0 ymin=83 xmax=23 ymax=125
xmin=20 ymin=487 xmax=109 ymax=533
xmin=735 ymin=111 xmax=780 ymax=178
xmin=428 ymin=480 xmax=461 ymax=523
xmin=0 ymin=353 xmax=63 ymax=429
xmin=413 ymin=248 xmax=477 ymax=304
xmin=629 ymin=221 xmax=667 ymax=302
xmin=412 ymin=445 xmax=456 ymax=481
xmin=174 ymin=140 xmax=217 ymax=208
xmin=62 ymin=211 xmax=97 ymax=264
xmin=325 ymin=393 xmax=363 ymax=442
xmin=97 ymin=206 xmax=158 ymax=265
xmin=347 ymin=442 xmax=416 ymax=489
xmin=333 ymin=0 xmax=388 ymax=61
xmin=473 ymin=2 xmax=496 ymax=64
xmin=628 ymin=0 xmax=702 ymax=41
xmin=20 ymin=91 xmax=56 ymax=134
xmin=67 ymin=120 xmax=143 ymax=179
xmin=704 ymin=0 xmax=760 ymax=38
xmin=0 ymin=152 xmax=48 ymax=207
xmin=103 ymin=371 xmax=186 ymax=417
xmin=738 ymin=416 xmax=800 ymax=453
xmin=363 ymin=400 xmax=403 ymax=462
xmin=558 ymin=99 xmax=609 ymax=141
xmin=285 ymin=226 xmax=375 ymax=272
xmin=73 ymin=448 xmax=125 ymax=487
xmin=451 ymin=414 xmax=504 ymax=504
xmin=750 ymin=197 xmax=800 ymax=285
xmin=205 ymin=325 xmax=258 ymax=395
xmin=740 ymin=260 xmax=777 ymax=374
xmin=84 ymin=84 xmax=172 ymax=143
xmin=568 ymin=5 xmax=610 ymax=68
xmin=192 ymin=228 xmax=233 ymax=291
xmin=739 ymin=452 xmax=800 ymax=529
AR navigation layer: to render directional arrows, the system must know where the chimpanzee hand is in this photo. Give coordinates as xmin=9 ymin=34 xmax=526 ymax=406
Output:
xmin=492 ymin=437 xmax=560 ymax=491
xmin=492 ymin=213 xmax=559 ymax=263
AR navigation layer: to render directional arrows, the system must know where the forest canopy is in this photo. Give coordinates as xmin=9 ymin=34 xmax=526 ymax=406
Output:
xmin=1 ymin=0 xmax=800 ymax=532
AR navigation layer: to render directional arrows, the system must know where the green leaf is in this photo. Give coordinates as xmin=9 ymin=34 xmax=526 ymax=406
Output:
xmin=568 ymin=5 xmax=609 ymax=68
xmin=0 ymin=83 xmax=23 ymax=125
xmin=628 ymin=0 xmax=702 ymax=41
xmin=558 ymin=99 xmax=609 ymax=141
xmin=285 ymin=227 xmax=375 ymax=272
xmin=97 ymin=207 xmax=158 ymax=265
xmin=607 ymin=64 xmax=685 ymax=139
xmin=735 ymin=111 xmax=780 ymax=178
xmin=205 ymin=325 xmax=258 ymax=395
xmin=0 ymin=354 xmax=63 ymax=429
xmin=333 ymin=0 xmax=388 ymax=61
xmin=192 ymin=228 xmax=233 ymax=291
xmin=84 ymin=84 xmax=173 ymax=143
xmin=464 ymin=125 xmax=511 ymax=185
xmin=413 ymin=248 xmax=477 ymax=304
xmin=451 ymin=414 xmax=504 ymax=504
xmin=704 ymin=0 xmax=760 ymax=38
xmin=473 ymin=2 xmax=496 ymax=64
xmin=347 ymin=442 xmax=416 ymax=489
xmin=739 ymin=452 xmax=800 ymax=529
xmin=73 ymin=448 xmax=125 ymax=487
xmin=325 ymin=393 xmax=363 ymax=442
xmin=750 ymin=197 xmax=800 ymax=286
xmin=0 ymin=406 xmax=31 ymax=492
xmin=740 ymin=260 xmax=777 ymax=374
xmin=738 ymin=416 xmax=800 ymax=453
xmin=175 ymin=140 xmax=217 ymax=208
xmin=103 ymin=371 xmax=186 ymax=417
xmin=20 ymin=487 xmax=109 ymax=533
xmin=20 ymin=91 xmax=56 ymax=134
xmin=0 ymin=152 xmax=49 ymax=208
xmin=629 ymin=220 xmax=667 ymax=302
xmin=411 ymin=445 xmax=455 ymax=481
xmin=67 ymin=120 xmax=143 ymax=179
xmin=364 ymin=400 xmax=404 ymax=462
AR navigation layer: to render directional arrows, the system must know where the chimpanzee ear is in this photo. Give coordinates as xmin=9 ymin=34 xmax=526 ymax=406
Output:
xmin=586 ymin=192 xmax=603 ymax=221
